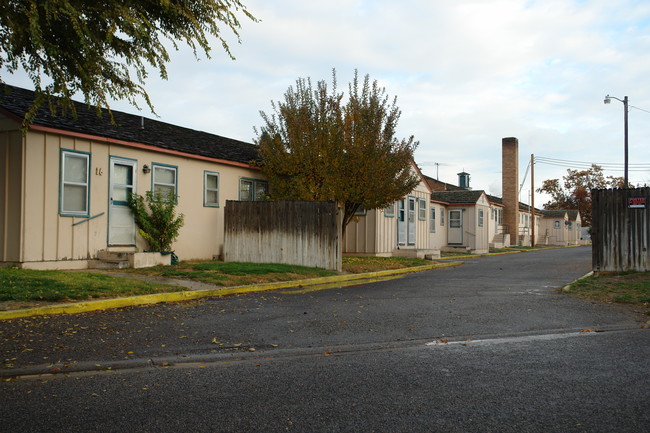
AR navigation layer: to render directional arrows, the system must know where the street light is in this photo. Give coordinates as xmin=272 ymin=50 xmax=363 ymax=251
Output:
xmin=604 ymin=94 xmax=629 ymax=187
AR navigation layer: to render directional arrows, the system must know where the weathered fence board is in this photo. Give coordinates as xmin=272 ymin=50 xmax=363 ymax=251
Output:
xmin=592 ymin=187 xmax=649 ymax=272
xmin=224 ymin=201 xmax=342 ymax=271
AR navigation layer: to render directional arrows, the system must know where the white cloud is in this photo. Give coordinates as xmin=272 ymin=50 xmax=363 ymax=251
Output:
xmin=3 ymin=0 xmax=650 ymax=201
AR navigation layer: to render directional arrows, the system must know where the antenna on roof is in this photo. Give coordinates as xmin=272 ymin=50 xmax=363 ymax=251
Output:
xmin=419 ymin=161 xmax=450 ymax=180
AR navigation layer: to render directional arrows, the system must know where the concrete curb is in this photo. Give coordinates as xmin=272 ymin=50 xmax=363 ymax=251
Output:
xmin=561 ymin=271 xmax=595 ymax=292
xmin=0 ymin=261 xmax=463 ymax=320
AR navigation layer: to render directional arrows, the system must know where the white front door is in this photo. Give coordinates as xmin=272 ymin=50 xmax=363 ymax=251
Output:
xmin=108 ymin=157 xmax=137 ymax=246
xmin=448 ymin=209 xmax=463 ymax=244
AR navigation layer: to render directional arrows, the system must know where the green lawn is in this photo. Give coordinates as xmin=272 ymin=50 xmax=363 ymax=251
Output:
xmin=0 ymin=256 xmax=432 ymax=304
xmin=0 ymin=268 xmax=180 ymax=302
xmin=564 ymin=271 xmax=650 ymax=315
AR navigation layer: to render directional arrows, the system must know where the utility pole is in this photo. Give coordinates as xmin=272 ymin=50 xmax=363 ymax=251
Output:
xmin=530 ymin=154 xmax=535 ymax=247
xmin=604 ymin=94 xmax=629 ymax=187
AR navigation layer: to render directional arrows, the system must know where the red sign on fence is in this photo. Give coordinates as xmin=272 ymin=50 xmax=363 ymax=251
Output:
xmin=628 ymin=197 xmax=646 ymax=209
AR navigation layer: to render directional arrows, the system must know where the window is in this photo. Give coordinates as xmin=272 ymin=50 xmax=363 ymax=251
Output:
xmin=240 ymin=178 xmax=268 ymax=201
xmin=554 ymin=220 xmax=560 ymax=229
xmin=418 ymin=199 xmax=427 ymax=221
xmin=384 ymin=202 xmax=395 ymax=217
xmin=478 ymin=209 xmax=484 ymax=227
xmin=354 ymin=206 xmax=367 ymax=216
xmin=430 ymin=207 xmax=436 ymax=233
xmin=60 ymin=150 xmax=90 ymax=216
xmin=204 ymin=171 xmax=219 ymax=207
xmin=152 ymin=164 xmax=177 ymax=200
xmin=440 ymin=207 xmax=445 ymax=226
xmin=568 ymin=222 xmax=573 ymax=229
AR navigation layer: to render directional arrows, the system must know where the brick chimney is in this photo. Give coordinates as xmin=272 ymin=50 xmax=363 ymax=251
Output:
xmin=502 ymin=137 xmax=518 ymax=246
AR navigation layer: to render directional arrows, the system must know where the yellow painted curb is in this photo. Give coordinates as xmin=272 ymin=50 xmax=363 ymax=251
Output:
xmin=437 ymin=254 xmax=482 ymax=260
xmin=0 ymin=262 xmax=463 ymax=320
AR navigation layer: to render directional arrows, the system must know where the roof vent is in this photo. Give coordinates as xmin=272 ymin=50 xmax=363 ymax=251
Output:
xmin=458 ymin=171 xmax=470 ymax=189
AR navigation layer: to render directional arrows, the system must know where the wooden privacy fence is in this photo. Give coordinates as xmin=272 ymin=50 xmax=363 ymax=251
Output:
xmin=592 ymin=187 xmax=649 ymax=272
xmin=224 ymin=200 xmax=342 ymax=271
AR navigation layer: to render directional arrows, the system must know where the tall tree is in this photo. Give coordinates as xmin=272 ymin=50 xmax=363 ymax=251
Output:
xmin=0 ymin=0 xmax=257 ymax=126
xmin=256 ymin=70 xmax=420 ymax=234
xmin=537 ymin=164 xmax=624 ymax=226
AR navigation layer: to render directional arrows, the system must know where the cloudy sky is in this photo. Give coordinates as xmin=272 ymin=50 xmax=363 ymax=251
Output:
xmin=5 ymin=0 xmax=650 ymax=205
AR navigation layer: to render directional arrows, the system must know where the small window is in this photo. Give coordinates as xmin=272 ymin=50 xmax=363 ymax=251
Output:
xmin=152 ymin=164 xmax=177 ymax=200
xmin=478 ymin=209 xmax=484 ymax=227
xmin=384 ymin=202 xmax=395 ymax=217
xmin=60 ymin=150 xmax=90 ymax=216
xmin=240 ymin=178 xmax=268 ymax=201
xmin=354 ymin=206 xmax=367 ymax=216
xmin=418 ymin=199 xmax=427 ymax=221
xmin=430 ymin=207 xmax=436 ymax=233
xmin=204 ymin=171 xmax=219 ymax=207
xmin=440 ymin=207 xmax=445 ymax=226
xmin=554 ymin=220 xmax=560 ymax=229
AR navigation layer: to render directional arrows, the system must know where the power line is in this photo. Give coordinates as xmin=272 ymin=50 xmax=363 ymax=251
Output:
xmin=535 ymin=156 xmax=650 ymax=167
xmin=630 ymin=104 xmax=650 ymax=114
xmin=535 ymin=156 xmax=650 ymax=171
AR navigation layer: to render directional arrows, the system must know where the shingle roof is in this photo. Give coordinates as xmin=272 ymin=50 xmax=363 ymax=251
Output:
xmin=423 ymin=174 xmax=467 ymax=192
xmin=0 ymin=85 xmax=260 ymax=165
xmin=542 ymin=210 xmax=567 ymax=218
xmin=566 ymin=210 xmax=580 ymax=221
xmin=430 ymin=190 xmax=485 ymax=204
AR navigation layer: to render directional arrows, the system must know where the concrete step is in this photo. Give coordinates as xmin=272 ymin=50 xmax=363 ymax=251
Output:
xmin=88 ymin=259 xmax=130 ymax=270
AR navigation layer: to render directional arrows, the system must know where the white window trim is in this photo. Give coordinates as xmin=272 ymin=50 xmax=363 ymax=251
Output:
xmin=60 ymin=149 xmax=90 ymax=217
xmin=430 ymin=207 xmax=436 ymax=233
xmin=418 ymin=198 xmax=427 ymax=221
xmin=204 ymin=171 xmax=219 ymax=207
xmin=478 ymin=209 xmax=484 ymax=227
xmin=152 ymin=163 xmax=178 ymax=200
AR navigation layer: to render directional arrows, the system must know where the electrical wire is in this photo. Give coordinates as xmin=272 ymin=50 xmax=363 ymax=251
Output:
xmin=534 ymin=155 xmax=650 ymax=172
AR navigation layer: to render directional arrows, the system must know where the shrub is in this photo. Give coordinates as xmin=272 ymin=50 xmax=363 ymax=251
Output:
xmin=128 ymin=191 xmax=185 ymax=252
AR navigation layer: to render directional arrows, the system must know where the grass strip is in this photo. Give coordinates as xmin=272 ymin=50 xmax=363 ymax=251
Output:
xmin=0 ymin=268 xmax=181 ymax=302
xmin=564 ymin=271 xmax=650 ymax=315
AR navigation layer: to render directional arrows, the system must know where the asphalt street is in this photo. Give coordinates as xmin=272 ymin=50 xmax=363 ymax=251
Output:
xmin=1 ymin=246 xmax=649 ymax=432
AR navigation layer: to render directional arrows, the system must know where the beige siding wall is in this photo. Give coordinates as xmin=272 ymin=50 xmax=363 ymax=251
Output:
xmin=344 ymin=209 xmax=379 ymax=254
xmin=4 ymin=122 xmax=263 ymax=266
xmin=474 ymin=196 xmax=490 ymax=253
xmin=487 ymin=204 xmax=504 ymax=244
xmin=428 ymin=203 xmax=448 ymax=249
xmin=373 ymin=208 xmax=396 ymax=254
xmin=343 ymin=177 xmax=432 ymax=255
xmin=567 ymin=218 xmax=581 ymax=245
xmin=0 ymin=128 xmax=23 ymax=262
xmin=541 ymin=217 xmax=568 ymax=245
